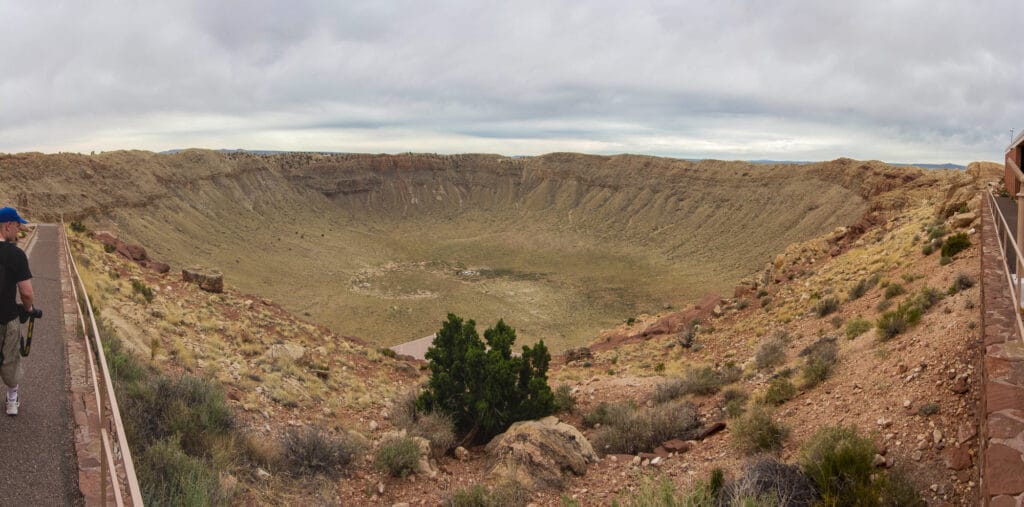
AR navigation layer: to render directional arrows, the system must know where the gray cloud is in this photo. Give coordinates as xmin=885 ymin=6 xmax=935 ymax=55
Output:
xmin=1 ymin=0 xmax=1020 ymax=163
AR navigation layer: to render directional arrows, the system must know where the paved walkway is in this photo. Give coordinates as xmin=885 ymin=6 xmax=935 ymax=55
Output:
xmin=0 ymin=225 xmax=81 ymax=504
xmin=980 ymin=195 xmax=1024 ymax=506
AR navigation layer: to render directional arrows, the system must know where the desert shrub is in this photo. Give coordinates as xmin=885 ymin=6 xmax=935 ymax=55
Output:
xmin=138 ymin=438 xmax=225 ymax=507
xmin=392 ymin=391 xmax=455 ymax=457
xmin=800 ymin=337 xmax=839 ymax=388
xmin=446 ymin=484 xmax=490 ymax=507
xmin=918 ymin=402 xmax=940 ymax=416
xmin=799 ymin=426 xmax=884 ymax=505
xmin=813 ymin=296 xmax=840 ymax=318
xmin=69 ymin=220 xmax=87 ymax=233
xmin=103 ymin=243 xmax=116 ymax=253
xmin=941 ymin=233 xmax=971 ymax=257
xmin=591 ymin=400 xmax=700 ymax=454
xmin=755 ymin=337 xmax=787 ymax=371
xmin=949 ymin=273 xmax=975 ymax=294
xmin=610 ymin=475 xmax=721 ymax=507
xmin=379 ymin=347 xmax=397 ymax=358
xmin=760 ymin=295 xmax=772 ymax=308
xmin=921 ymin=243 xmax=934 ymax=256
xmin=554 ymin=384 xmax=576 ymax=413
xmin=131 ymin=279 xmax=155 ymax=303
xmin=675 ymin=365 xmax=734 ymax=396
xmin=375 ymin=435 xmax=421 ymax=477
xmin=720 ymin=457 xmax=819 ymax=507
xmin=844 ymin=318 xmax=873 ymax=339
xmin=763 ymin=377 xmax=796 ymax=406
xmin=283 ymin=426 xmax=364 ymax=477
xmin=105 ymin=331 xmax=234 ymax=504
xmin=445 ymin=482 xmax=530 ymax=507
xmin=652 ymin=377 xmax=688 ymax=404
xmin=722 ymin=387 xmax=749 ymax=419
xmin=875 ymin=299 xmax=892 ymax=312
xmin=582 ymin=401 xmax=634 ymax=428
xmin=876 ymin=287 xmax=941 ymax=340
xmin=732 ymin=404 xmax=788 ymax=455
xmin=883 ymin=283 xmax=905 ymax=300
xmin=830 ymin=315 xmax=844 ymax=329
xmin=417 ymin=314 xmax=555 ymax=443
xmin=847 ymin=274 xmax=879 ymax=301
xmin=876 ymin=310 xmax=908 ymax=340
xmin=939 ymin=255 xmax=952 ymax=266
xmin=927 ymin=225 xmax=947 ymax=240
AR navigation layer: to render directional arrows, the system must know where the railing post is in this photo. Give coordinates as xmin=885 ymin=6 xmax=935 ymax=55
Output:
xmin=1017 ymin=192 xmax=1024 ymax=306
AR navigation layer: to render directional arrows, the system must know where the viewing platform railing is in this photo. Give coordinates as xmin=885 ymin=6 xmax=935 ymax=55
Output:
xmin=985 ymin=189 xmax=1024 ymax=343
xmin=61 ymin=223 xmax=143 ymax=506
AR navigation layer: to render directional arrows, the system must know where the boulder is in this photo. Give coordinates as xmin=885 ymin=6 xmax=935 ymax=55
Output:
xmin=265 ymin=343 xmax=306 ymax=363
xmin=563 ymin=346 xmax=593 ymax=364
xmin=125 ymin=243 xmax=149 ymax=262
xmin=950 ymin=212 xmax=977 ymax=229
xmin=146 ymin=261 xmax=171 ymax=274
xmin=486 ymin=416 xmax=598 ymax=491
xmin=182 ymin=267 xmax=224 ymax=293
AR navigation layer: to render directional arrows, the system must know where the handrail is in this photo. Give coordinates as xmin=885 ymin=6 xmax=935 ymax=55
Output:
xmin=985 ymin=189 xmax=1024 ymax=342
xmin=60 ymin=223 xmax=144 ymax=505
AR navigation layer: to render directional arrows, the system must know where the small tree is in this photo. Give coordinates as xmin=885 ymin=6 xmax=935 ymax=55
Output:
xmin=417 ymin=314 xmax=555 ymax=443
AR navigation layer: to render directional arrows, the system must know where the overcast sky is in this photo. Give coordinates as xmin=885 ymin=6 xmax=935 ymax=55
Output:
xmin=1 ymin=1 xmax=1020 ymax=164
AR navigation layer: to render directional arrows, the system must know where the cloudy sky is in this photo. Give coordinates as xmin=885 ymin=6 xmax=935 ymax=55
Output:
xmin=1 ymin=1 xmax=1020 ymax=164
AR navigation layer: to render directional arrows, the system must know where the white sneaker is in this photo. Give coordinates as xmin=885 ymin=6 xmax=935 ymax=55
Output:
xmin=6 ymin=396 xmax=18 ymax=416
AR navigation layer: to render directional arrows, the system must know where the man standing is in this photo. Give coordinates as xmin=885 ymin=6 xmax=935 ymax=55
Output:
xmin=0 ymin=207 xmax=34 ymax=416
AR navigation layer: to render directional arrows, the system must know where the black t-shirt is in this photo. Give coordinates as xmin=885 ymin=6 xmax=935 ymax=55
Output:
xmin=0 ymin=241 xmax=31 ymax=324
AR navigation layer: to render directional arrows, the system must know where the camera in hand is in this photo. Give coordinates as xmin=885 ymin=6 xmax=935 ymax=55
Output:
xmin=18 ymin=307 xmax=41 ymax=323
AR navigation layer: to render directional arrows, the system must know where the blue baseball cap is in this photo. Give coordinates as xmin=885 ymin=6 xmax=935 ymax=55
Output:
xmin=0 ymin=207 xmax=27 ymax=224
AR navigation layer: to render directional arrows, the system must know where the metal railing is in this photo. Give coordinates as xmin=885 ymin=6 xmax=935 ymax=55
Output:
xmin=60 ymin=223 xmax=144 ymax=506
xmin=985 ymin=189 xmax=1024 ymax=342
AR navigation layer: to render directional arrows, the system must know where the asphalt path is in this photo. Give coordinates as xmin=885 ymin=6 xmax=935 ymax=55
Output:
xmin=0 ymin=225 xmax=80 ymax=505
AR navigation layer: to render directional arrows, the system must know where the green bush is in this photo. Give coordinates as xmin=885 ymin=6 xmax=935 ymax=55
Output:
xmin=69 ymin=221 xmax=87 ymax=233
xmin=417 ymin=314 xmax=555 ymax=443
xmin=847 ymin=275 xmax=879 ymax=301
xmin=731 ymin=404 xmax=788 ymax=455
xmin=927 ymin=225 xmax=947 ymax=240
xmin=283 ymin=427 xmax=365 ymax=477
xmin=665 ymin=364 xmax=739 ymax=397
xmin=131 ymin=279 xmax=155 ymax=303
xmin=883 ymin=283 xmax=905 ymax=300
xmin=391 ymin=391 xmax=455 ymax=458
xmin=876 ymin=287 xmax=942 ymax=340
xmin=375 ymin=435 xmax=421 ymax=477
xmin=722 ymin=388 xmax=749 ymax=419
xmin=814 ymin=296 xmax=840 ymax=318
xmin=941 ymin=233 xmax=971 ymax=257
xmin=875 ymin=299 xmax=892 ymax=312
xmin=591 ymin=400 xmax=700 ymax=455
xmin=845 ymin=318 xmax=873 ymax=339
xmin=800 ymin=337 xmax=839 ymax=388
xmin=939 ymin=255 xmax=952 ymax=266
xmin=763 ymin=378 xmax=796 ymax=406
xmin=755 ymin=337 xmax=787 ymax=371
xmin=138 ymin=438 xmax=225 ymax=507
xmin=445 ymin=481 xmax=532 ymax=507
xmin=921 ymin=243 xmax=933 ymax=256
xmin=798 ymin=426 xmax=925 ymax=505
xmin=105 ymin=331 xmax=234 ymax=505
xmin=918 ymin=402 xmax=940 ymax=416
xmin=949 ymin=273 xmax=975 ymax=294
xmin=554 ymin=384 xmax=576 ymax=413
